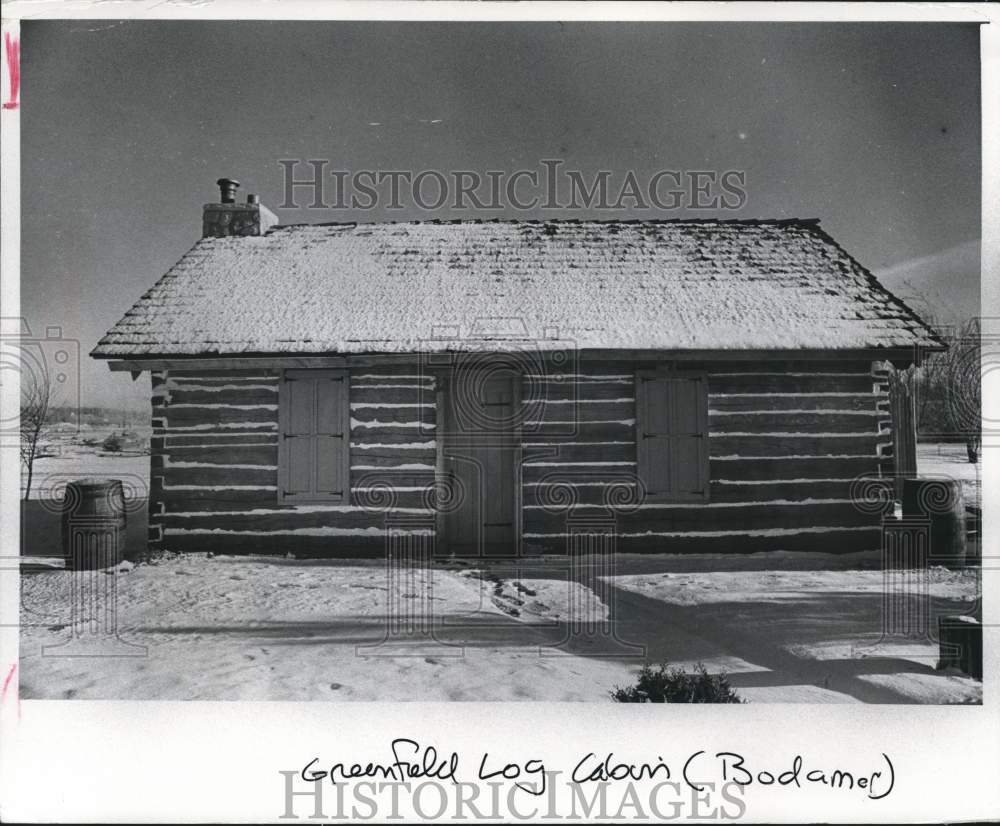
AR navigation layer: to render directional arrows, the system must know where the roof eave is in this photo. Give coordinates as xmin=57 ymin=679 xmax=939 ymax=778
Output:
xmin=94 ymin=345 xmax=939 ymax=373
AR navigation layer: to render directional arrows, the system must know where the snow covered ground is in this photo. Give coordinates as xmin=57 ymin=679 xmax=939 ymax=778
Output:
xmin=917 ymin=442 xmax=980 ymax=509
xmin=15 ymin=440 xmax=983 ymax=702
xmin=19 ymin=555 xmax=626 ymax=701
xmin=22 ymin=424 xmax=149 ymax=501
xmin=18 ymin=553 xmax=981 ymax=703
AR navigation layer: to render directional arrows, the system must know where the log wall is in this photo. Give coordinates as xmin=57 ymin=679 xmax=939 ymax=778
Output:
xmin=149 ymin=367 xmax=438 ymax=556
xmin=520 ymin=359 xmax=889 ymax=554
xmin=148 ymin=358 xmax=890 ymax=557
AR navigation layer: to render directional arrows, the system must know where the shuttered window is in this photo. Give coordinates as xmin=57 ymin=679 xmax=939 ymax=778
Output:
xmin=278 ymin=369 xmax=349 ymax=503
xmin=636 ymin=370 xmax=710 ymax=502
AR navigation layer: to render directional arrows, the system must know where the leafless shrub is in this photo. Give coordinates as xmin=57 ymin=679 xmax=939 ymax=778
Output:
xmin=20 ymin=369 xmax=53 ymax=500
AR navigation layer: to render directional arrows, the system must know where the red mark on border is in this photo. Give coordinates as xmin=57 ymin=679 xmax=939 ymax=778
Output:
xmin=1 ymin=662 xmax=15 ymax=698
xmin=2 ymin=662 xmax=16 ymax=697
xmin=2 ymin=663 xmax=19 ymax=719
xmin=3 ymin=32 xmax=20 ymax=110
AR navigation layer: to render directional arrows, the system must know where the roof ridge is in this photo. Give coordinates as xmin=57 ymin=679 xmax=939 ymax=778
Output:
xmin=269 ymin=216 xmax=823 ymax=231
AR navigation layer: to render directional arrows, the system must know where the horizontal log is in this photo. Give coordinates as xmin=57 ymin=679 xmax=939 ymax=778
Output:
xmin=350 ymin=489 xmax=434 ymax=511
xmin=164 ymin=466 xmax=277 ymax=487
xmin=523 ymin=481 xmax=641 ymax=509
xmin=350 ymin=452 xmax=436 ymax=469
xmin=350 ymin=428 xmax=437 ymax=445
xmin=702 ymin=360 xmax=878 ymax=374
xmin=709 ymin=456 xmax=880 ymax=481
xmin=520 ymin=420 xmax=636 ymax=441
xmin=163 ymin=433 xmax=278 ymax=447
xmin=528 ymin=373 xmax=633 ymax=384
xmin=160 ymin=509 xmax=432 ymax=532
xmin=160 ymin=488 xmax=432 ymax=513
xmin=522 ymin=463 xmax=637 ymax=484
xmin=524 ymin=501 xmax=878 ymax=534
xmin=709 ymin=434 xmax=881 ymax=458
xmin=164 ymin=424 xmax=263 ymax=440
xmin=165 ymin=405 xmax=278 ymax=427
xmin=554 ymin=351 xmax=890 ymax=366
xmin=528 ymin=401 xmax=635 ymax=422
xmin=350 ymin=386 xmax=435 ymax=405
xmin=522 ymin=479 xmax=859 ymax=508
xmin=162 ymin=374 xmax=279 ymax=386
xmin=351 ymin=445 xmax=437 ymax=467
xmin=350 ymin=469 xmax=435 ymax=487
xmin=160 ymin=532 xmax=416 ymax=557
xmin=107 ymin=351 xmax=917 ymax=375
xmin=350 ymin=405 xmax=436 ymax=424
xmin=162 ymin=526 xmax=881 ymax=558
xmin=349 ymin=368 xmax=434 ymax=381
xmin=708 ymin=411 xmax=882 ymax=433
xmin=524 ymin=527 xmax=882 ymax=556
xmin=520 ymin=442 xmax=636 ymax=464
xmin=350 ymin=420 xmax=436 ymax=437
xmin=167 ymin=368 xmax=282 ymax=380
xmin=708 ymin=374 xmax=876 ymax=394
xmin=165 ymin=445 xmax=279 ymax=466
xmin=166 ymin=386 xmax=278 ymax=406
xmin=709 ymin=479 xmax=856 ymax=503
xmin=709 ymin=393 xmax=883 ymax=412
xmin=159 ymin=487 xmax=280 ymax=509
xmin=521 ymin=383 xmax=635 ymax=403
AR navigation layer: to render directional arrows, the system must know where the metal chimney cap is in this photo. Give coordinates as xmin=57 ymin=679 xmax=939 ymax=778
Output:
xmin=216 ymin=178 xmax=240 ymax=203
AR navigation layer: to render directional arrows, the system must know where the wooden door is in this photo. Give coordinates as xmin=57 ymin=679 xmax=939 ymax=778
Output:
xmin=442 ymin=370 xmax=519 ymax=556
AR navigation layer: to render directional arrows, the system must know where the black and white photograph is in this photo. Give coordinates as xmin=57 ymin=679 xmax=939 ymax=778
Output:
xmin=1 ymin=2 xmax=997 ymax=823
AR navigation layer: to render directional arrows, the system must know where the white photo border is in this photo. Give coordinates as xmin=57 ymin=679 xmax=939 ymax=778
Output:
xmin=0 ymin=3 xmax=997 ymax=822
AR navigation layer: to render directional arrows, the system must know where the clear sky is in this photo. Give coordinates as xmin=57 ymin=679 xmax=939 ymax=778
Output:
xmin=20 ymin=21 xmax=981 ymax=409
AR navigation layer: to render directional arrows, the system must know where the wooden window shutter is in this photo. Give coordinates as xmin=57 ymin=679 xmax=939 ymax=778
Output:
xmin=279 ymin=369 xmax=349 ymax=502
xmin=636 ymin=370 xmax=709 ymax=502
xmin=637 ymin=373 xmax=673 ymax=497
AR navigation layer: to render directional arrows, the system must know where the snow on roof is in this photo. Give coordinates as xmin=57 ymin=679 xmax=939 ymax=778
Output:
xmin=92 ymin=218 xmax=942 ymax=358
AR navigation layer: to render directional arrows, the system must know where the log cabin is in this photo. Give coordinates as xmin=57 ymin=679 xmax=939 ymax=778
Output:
xmin=91 ymin=180 xmax=944 ymax=559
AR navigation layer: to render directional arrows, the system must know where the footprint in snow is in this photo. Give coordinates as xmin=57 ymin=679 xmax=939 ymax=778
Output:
xmin=492 ymin=599 xmax=521 ymax=617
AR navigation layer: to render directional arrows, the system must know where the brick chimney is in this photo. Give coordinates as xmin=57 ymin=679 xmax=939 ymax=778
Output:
xmin=202 ymin=177 xmax=278 ymax=238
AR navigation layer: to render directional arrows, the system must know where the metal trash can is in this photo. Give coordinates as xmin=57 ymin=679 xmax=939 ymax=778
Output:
xmin=61 ymin=478 xmax=127 ymax=571
xmin=901 ymin=478 xmax=966 ymax=568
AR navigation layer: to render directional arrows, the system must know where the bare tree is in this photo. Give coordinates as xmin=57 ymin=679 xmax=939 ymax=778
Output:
xmin=942 ymin=316 xmax=982 ymax=463
xmin=21 ymin=368 xmax=53 ymax=500
xmin=895 ymin=282 xmax=981 ymax=462
xmin=896 ymin=281 xmax=949 ymax=431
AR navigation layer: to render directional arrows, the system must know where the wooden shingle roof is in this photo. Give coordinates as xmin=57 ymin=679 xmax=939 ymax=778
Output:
xmin=92 ymin=218 xmax=943 ymax=358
